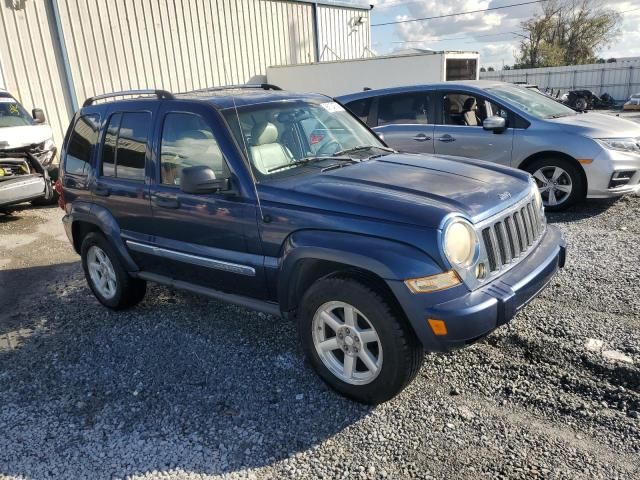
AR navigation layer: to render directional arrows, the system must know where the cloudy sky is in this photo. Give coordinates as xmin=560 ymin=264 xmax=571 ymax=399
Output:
xmin=368 ymin=0 xmax=640 ymax=69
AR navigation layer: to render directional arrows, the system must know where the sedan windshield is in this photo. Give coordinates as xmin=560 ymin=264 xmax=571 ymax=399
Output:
xmin=486 ymin=84 xmax=577 ymax=119
xmin=0 ymin=97 xmax=34 ymax=128
xmin=223 ymin=100 xmax=387 ymax=180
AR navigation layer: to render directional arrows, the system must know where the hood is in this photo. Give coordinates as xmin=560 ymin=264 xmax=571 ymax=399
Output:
xmin=260 ymin=153 xmax=531 ymax=228
xmin=546 ymin=112 xmax=640 ymax=138
xmin=0 ymin=124 xmax=52 ymax=149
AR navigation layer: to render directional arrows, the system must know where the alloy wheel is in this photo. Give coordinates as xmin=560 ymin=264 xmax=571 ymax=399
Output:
xmin=532 ymin=166 xmax=573 ymax=207
xmin=312 ymin=301 xmax=383 ymax=385
xmin=87 ymin=245 xmax=117 ymax=299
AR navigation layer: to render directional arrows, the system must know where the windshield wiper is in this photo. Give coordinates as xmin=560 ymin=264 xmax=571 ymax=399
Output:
xmin=333 ymin=145 xmax=395 ymax=157
xmin=267 ymin=156 xmax=355 ymax=173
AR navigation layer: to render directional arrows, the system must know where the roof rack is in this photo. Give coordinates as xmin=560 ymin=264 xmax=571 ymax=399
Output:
xmin=185 ymin=83 xmax=282 ymax=94
xmin=83 ymin=89 xmax=174 ymax=107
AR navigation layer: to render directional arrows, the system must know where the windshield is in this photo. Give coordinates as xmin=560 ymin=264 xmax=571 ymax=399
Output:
xmin=0 ymin=97 xmax=34 ymax=128
xmin=223 ymin=100 xmax=387 ymax=180
xmin=486 ymin=84 xmax=577 ymax=119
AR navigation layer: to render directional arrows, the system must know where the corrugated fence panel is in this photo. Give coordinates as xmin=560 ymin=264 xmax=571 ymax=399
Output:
xmin=1 ymin=0 xmax=368 ymax=146
xmin=481 ymin=61 xmax=640 ymax=101
xmin=317 ymin=4 xmax=369 ymax=61
xmin=0 ymin=0 xmax=73 ymax=148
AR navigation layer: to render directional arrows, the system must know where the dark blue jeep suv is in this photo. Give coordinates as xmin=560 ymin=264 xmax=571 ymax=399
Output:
xmin=59 ymin=85 xmax=566 ymax=404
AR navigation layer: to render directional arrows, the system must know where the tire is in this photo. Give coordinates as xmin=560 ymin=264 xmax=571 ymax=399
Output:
xmin=298 ymin=276 xmax=424 ymax=404
xmin=574 ymin=97 xmax=588 ymax=110
xmin=31 ymin=178 xmax=58 ymax=206
xmin=81 ymin=232 xmax=146 ymax=310
xmin=525 ymin=157 xmax=585 ymax=211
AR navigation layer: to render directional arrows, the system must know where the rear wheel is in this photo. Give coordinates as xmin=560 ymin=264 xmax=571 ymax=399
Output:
xmin=525 ymin=157 xmax=585 ymax=211
xmin=574 ymin=97 xmax=588 ymax=110
xmin=298 ymin=276 xmax=424 ymax=404
xmin=81 ymin=232 xmax=146 ymax=309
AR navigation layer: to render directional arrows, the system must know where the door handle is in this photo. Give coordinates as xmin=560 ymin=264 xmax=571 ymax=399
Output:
xmin=437 ymin=135 xmax=456 ymax=143
xmin=412 ymin=133 xmax=431 ymax=141
xmin=92 ymin=183 xmax=111 ymax=197
xmin=152 ymin=193 xmax=180 ymax=209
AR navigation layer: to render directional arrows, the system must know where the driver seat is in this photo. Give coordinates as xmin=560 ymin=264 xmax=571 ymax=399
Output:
xmin=249 ymin=122 xmax=293 ymax=174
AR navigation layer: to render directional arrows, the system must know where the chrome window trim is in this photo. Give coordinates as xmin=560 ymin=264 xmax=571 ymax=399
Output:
xmin=126 ymin=240 xmax=256 ymax=276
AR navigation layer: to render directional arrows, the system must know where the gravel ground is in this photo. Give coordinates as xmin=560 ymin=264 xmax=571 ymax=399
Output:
xmin=1 ymin=195 xmax=639 ymax=480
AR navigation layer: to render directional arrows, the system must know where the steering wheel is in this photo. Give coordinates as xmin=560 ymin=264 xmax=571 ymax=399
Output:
xmin=316 ymin=140 xmax=341 ymax=156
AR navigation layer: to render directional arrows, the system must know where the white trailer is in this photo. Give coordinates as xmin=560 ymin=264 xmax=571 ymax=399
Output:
xmin=267 ymin=51 xmax=480 ymax=97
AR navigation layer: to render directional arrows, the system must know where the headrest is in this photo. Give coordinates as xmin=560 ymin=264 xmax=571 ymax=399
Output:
xmin=251 ymin=122 xmax=278 ymax=146
xmin=463 ymin=98 xmax=477 ymax=111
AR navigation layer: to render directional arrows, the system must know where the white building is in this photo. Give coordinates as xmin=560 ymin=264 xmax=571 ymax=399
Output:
xmin=0 ymin=0 xmax=372 ymax=146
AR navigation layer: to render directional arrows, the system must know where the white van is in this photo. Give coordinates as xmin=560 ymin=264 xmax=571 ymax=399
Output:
xmin=0 ymin=90 xmax=58 ymax=209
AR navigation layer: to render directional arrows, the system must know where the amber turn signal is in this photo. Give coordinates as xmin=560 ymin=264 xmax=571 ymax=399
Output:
xmin=428 ymin=318 xmax=448 ymax=336
xmin=404 ymin=270 xmax=461 ymax=293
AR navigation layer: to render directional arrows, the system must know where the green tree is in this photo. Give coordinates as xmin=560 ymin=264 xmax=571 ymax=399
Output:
xmin=516 ymin=0 xmax=620 ymax=68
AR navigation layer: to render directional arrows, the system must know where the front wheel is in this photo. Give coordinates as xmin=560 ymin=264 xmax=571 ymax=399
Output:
xmin=298 ymin=277 xmax=424 ymax=404
xmin=525 ymin=157 xmax=585 ymax=211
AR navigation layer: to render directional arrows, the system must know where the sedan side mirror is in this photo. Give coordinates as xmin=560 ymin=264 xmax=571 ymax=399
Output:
xmin=32 ymin=108 xmax=46 ymax=124
xmin=180 ymin=166 xmax=233 ymax=195
xmin=483 ymin=116 xmax=506 ymax=133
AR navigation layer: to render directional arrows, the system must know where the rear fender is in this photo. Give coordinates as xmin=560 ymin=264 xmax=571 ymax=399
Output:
xmin=67 ymin=202 xmax=138 ymax=271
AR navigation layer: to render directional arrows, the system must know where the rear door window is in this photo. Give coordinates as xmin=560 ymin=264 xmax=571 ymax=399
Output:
xmin=65 ymin=114 xmax=99 ymax=176
xmin=344 ymin=98 xmax=372 ymax=124
xmin=377 ymin=93 xmax=430 ymax=126
xmin=101 ymin=112 xmax=150 ymax=181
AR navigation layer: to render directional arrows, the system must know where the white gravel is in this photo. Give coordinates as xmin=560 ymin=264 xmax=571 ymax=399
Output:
xmin=1 ymin=195 xmax=639 ymax=480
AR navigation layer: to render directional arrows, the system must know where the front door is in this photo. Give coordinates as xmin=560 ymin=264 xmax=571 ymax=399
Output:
xmin=433 ymin=91 xmax=514 ymax=166
xmin=144 ymin=103 xmax=264 ymax=298
xmin=371 ymin=92 xmax=435 ymax=154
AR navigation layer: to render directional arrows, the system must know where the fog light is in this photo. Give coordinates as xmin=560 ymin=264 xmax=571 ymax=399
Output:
xmin=428 ymin=318 xmax=448 ymax=336
xmin=405 ymin=270 xmax=461 ymax=293
xmin=475 ymin=262 xmax=486 ymax=279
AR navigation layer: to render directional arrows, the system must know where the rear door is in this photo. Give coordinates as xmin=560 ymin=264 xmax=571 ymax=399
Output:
xmin=144 ymin=102 xmax=264 ymax=298
xmin=370 ymin=92 xmax=435 ymax=154
xmin=91 ymin=105 xmax=157 ymax=268
xmin=432 ymin=90 xmax=514 ymax=166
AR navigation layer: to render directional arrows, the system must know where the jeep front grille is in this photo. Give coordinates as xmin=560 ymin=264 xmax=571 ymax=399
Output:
xmin=480 ymin=198 xmax=545 ymax=272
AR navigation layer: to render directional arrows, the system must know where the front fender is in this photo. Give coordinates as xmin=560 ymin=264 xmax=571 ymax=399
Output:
xmin=277 ymin=229 xmax=443 ymax=310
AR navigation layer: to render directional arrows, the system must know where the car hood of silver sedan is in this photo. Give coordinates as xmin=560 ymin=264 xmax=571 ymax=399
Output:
xmin=545 ymin=112 xmax=640 ymax=138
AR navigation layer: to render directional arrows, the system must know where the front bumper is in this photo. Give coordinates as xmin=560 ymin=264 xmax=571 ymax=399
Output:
xmin=586 ymin=148 xmax=640 ymax=198
xmin=389 ymin=225 xmax=566 ymax=352
xmin=0 ymin=175 xmax=46 ymax=208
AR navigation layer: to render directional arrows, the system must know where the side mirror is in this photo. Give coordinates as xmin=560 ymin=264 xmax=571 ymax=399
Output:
xmin=32 ymin=108 xmax=46 ymax=124
xmin=180 ymin=166 xmax=233 ymax=195
xmin=483 ymin=116 xmax=506 ymax=133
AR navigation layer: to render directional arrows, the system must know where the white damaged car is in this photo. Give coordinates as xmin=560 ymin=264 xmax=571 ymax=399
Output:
xmin=0 ymin=90 xmax=58 ymax=210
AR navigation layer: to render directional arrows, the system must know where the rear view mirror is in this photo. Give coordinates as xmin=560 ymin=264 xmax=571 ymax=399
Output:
xmin=483 ymin=116 xmax=506 ymax=133
xmin=180 ymin=166 xmax=233 ymax=195
xmin=32 ymin=108 xmax=46 ymax=124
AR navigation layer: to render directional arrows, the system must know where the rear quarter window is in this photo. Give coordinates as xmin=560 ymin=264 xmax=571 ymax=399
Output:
xmin=64 ymin=114 xmax=100 ymax=176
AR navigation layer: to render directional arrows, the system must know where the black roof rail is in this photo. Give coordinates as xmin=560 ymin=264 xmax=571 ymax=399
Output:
xmin=83 ymin=89 xmax=174 ymax=107
xmin=184 ymin=83 xmax=282 ymax=94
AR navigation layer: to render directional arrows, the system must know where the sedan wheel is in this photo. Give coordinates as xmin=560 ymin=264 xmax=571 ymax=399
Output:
xmin=533 ymin=166 xmax=573 ymax=208
xmin=87 ymin=245 xmax=117 ymax=300
xmin=312 ymin=301 xmax=383 ymax=386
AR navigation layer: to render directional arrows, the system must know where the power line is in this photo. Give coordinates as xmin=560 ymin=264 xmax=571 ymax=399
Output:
xmin=371 ymin=0 xmax=547 ymax=27
xmin=392 ymin=31 xmax=525 ymax=44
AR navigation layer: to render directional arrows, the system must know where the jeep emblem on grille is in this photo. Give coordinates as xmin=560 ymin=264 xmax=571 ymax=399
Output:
xmin=498 ymin=192 xmax=511 ymax=201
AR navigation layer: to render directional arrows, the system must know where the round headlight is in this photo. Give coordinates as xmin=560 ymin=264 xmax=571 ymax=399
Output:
xmin=443 ymin=219 xmax=478 ymax=268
